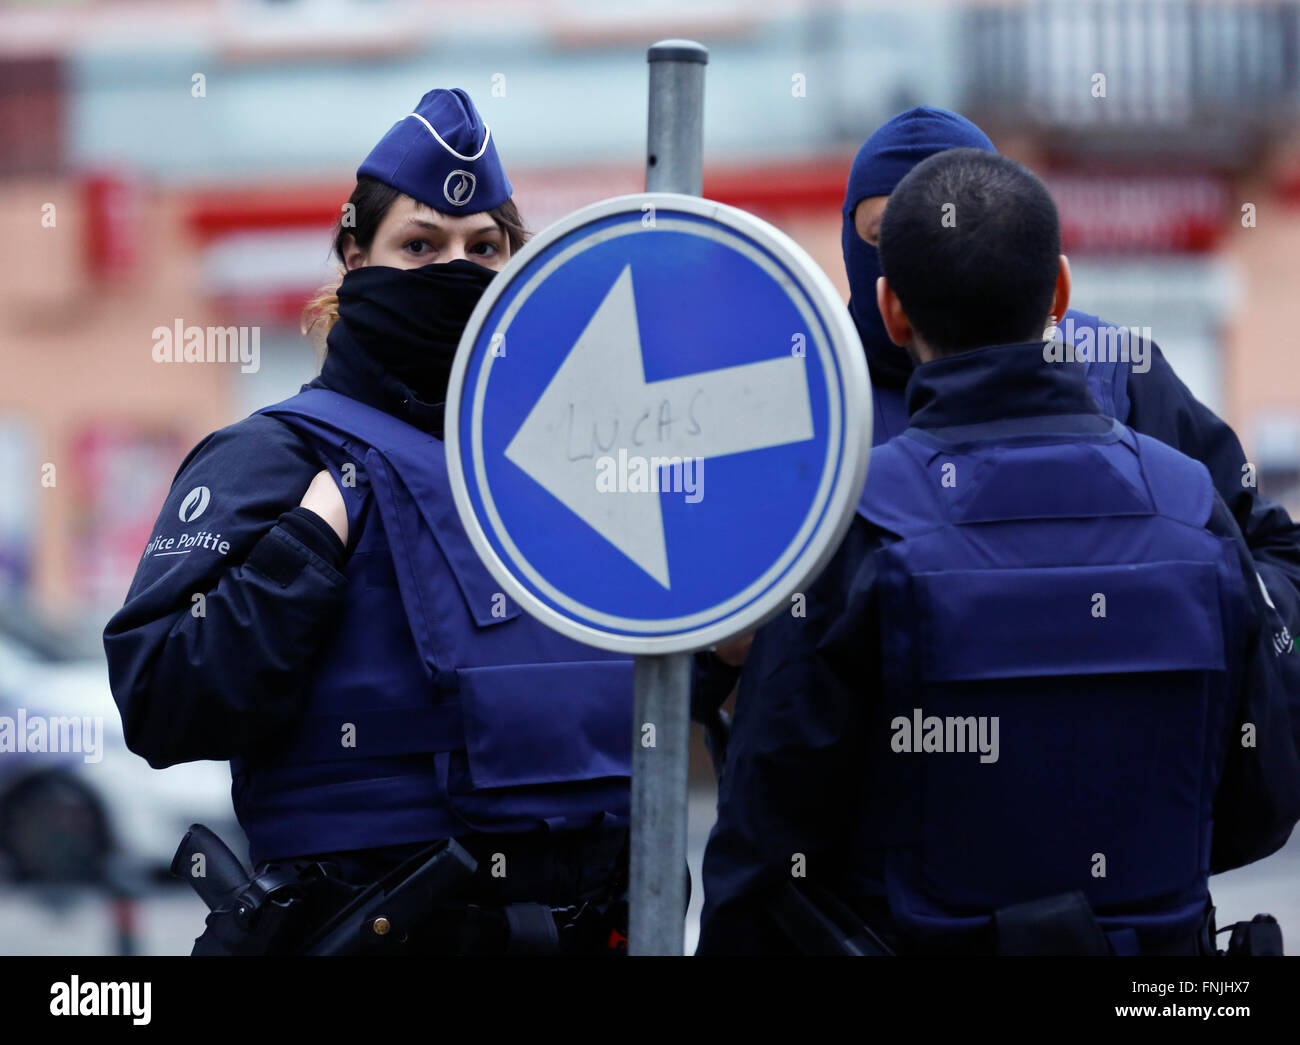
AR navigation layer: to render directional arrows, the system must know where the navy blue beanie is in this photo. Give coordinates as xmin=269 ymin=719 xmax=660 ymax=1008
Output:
xmin=842 ymin=107 xmax=995 ymax=384
xmin=358 ymin=88 xmax=512 ymax=214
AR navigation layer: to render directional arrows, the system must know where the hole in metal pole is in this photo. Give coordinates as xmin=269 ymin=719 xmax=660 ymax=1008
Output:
xmin=648 ymin=154 xmax=658 ymax=167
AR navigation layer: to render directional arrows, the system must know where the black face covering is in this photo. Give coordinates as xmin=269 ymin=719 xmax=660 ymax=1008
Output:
xmin=327 ymin=258 xmax=497 ymax=408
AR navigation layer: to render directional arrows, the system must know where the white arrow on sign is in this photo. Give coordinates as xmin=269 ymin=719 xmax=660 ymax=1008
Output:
xmin=504 ymin=265 xmax=814 ymax=588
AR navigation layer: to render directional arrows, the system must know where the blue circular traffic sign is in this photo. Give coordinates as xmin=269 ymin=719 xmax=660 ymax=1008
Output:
xmin=446 ymin=193 xmax=871 ymax=654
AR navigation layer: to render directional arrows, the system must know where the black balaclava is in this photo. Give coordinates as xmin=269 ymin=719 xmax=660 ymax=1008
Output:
xmin=325 ymin=258 xmax=495 ymax=412
xmin=842 ymin=107 xmax=996 ymax=386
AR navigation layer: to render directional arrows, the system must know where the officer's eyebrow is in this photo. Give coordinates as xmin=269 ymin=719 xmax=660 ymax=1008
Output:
xmin=400 ymin=216 xmax=502 ymax=238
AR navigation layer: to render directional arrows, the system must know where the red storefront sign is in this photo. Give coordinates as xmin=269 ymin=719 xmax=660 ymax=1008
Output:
xmin=1044 ymin=172 xmax=1228 ymax=254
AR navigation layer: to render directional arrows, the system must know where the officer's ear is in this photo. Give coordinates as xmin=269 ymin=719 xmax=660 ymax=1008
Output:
xmin=1049 ymin=254 xmax=1072 ymax=325
xmin=876 ymin=275 xmax=913 ymax=348
xmin=341 ymin=233 xmax=368 ymax=271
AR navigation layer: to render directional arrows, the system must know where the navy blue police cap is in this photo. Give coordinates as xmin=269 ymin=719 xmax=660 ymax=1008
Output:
xmin=357 ymin=88 xmax=512 ymax=213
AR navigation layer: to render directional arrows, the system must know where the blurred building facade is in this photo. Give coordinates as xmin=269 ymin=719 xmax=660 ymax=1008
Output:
xmin=0 ymin=0 xmax=1298 ymax=637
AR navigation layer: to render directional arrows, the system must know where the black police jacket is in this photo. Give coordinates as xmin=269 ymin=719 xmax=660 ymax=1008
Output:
xmin=102 ymin=330 xmax=444 ymax=770
xmin=697 ymin=343 xmax=1300 ymax=955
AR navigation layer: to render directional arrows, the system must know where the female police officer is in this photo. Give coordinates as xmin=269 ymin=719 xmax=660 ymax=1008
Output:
xmin=103 ymin=89 xmax=633 ymax=955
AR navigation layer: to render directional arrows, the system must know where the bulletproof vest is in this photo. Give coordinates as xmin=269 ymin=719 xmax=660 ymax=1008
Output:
xmin=869 ymin=310 xmax=1132 ymax=446
xmin=233 ymin=389 xmax=632 ymax=863
xmin=857 ymin=414 xmax=1246 ymax=955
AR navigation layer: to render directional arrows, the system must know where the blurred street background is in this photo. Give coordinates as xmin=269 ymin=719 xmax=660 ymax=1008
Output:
xmin=0 ymin=0 xmax=1298 ymax=955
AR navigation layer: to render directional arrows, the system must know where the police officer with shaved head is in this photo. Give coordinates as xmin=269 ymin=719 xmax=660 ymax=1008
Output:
xmin=694 ymin=107 xmax=1300 ymax=772
xmin=698 ymin=149 xmax=1300 ymax=956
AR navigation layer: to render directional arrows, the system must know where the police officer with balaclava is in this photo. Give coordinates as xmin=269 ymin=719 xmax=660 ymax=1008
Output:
xmin=104 ymin=89 xmax=634 ymax=955
xmin=698 ymin=149 xmax=1300 ymax=956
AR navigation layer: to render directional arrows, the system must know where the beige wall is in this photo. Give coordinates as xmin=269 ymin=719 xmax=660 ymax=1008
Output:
xmin=1224 ymin=177 xmax=1300 ymax=440
xmin=0 ymin=178 xmax=233 ymax=623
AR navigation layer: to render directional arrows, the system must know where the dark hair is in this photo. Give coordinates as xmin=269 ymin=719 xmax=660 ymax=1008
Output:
xmin=301 ymin=175 xmax=530 ymax=338
xmin=877 ymin=148 xmax=1060 ymax=355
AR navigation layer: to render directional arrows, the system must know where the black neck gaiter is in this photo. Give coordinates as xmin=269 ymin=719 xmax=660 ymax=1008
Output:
xmin=323 ymin=259 xmax=496 ymax=418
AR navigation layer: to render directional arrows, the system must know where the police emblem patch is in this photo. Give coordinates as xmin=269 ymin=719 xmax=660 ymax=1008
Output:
xmin=443 ymin=170 xmax=477 ymax=207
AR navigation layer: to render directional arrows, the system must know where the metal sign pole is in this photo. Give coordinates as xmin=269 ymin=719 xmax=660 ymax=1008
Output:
xmin=645 ymin=39 xmax=707 ymax=196
xmin=628 ymin=38 xmax=708 ymax=958
xmin=629 ymin=653 xmax=693 ymax=955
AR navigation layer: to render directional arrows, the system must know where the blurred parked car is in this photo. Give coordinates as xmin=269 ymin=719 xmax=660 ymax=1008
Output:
xmin=0 ymin=608 xmax=244 ymax=885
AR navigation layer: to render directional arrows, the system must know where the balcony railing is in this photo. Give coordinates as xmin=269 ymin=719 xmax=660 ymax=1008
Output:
xmin=962 ymin=0 xmax=1300 ymax=154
